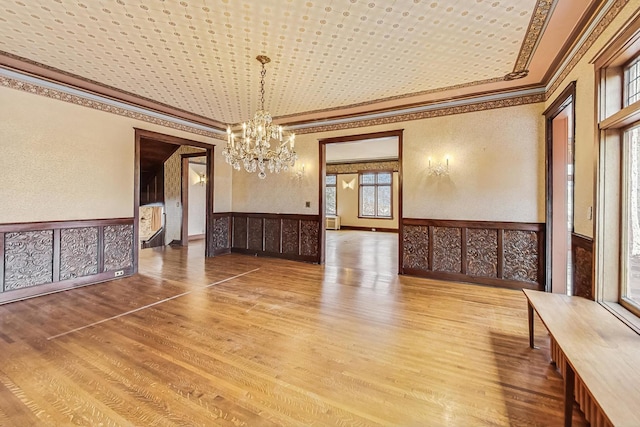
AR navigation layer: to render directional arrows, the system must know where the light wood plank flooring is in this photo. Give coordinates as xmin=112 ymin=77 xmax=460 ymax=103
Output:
xmin=0 ymin=232 xmax=587 ymax=426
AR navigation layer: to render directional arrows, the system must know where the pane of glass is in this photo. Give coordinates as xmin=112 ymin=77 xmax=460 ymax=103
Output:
xmin=377 ymin=172 xmax=392 ymax=184
xmin=360 ymin=173 xmax=375 ymax=184
xmin=625 ymin=125 xmax=640 ymax=310
xmin=377 ymin=185 xmax=391 ymax=217
xmin=625 ymin=59 xmax=640 ymax=106
xmin=326 ymin=187 xmax=336 ymax=215
xmin=326 ymin=175 xmax=337 ymax=186
xmin=361 ymin=186 xmax=375 ymax=216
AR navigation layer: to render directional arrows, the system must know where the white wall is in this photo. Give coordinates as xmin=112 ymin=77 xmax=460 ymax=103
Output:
xmin=0 ymin=85 xmax=231 ymax=224
xmin=188 ymin=163 xmax=207 ymax=236
xmin=232 ymin=103 xmax=545 ymax=223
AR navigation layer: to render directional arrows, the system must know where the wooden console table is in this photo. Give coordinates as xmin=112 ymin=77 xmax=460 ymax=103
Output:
xmin=524 ymin=289 xmax=640 ymax=427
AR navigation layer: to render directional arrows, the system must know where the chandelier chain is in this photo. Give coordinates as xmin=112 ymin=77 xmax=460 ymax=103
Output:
xmin=260 ymin=63 xmax=266 ymax=111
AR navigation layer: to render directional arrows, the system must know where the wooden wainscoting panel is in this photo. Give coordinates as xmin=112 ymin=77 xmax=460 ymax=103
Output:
xmin=572 ymin=233 xmax=594 ymax=299
xmin=4 ymin=230 xmax=54 ymax=290
xmin=264 ymin=218 xmax=281 ymax=254
xmin=401 ymin=218 xmax=544 ymax=290
xmin=402 ymin=225 xmax=429 ymax=271
xmin=229 ymin=213 xmax=320 ymax=262
xmin=502 ymin=230 xmax=539 ymax=284
xmin=300 ymin=220 xmax=319 ymax=258
xmin=0 ymin=218 xmax=134 ymax=304
xmin=232 ymin=215 xmax=248 ymax=249
xmin=432 ymin=227 xmax=462 ymax=273
xmin=60 ymin=227 xmax=99 ymax=281
xmin=466 ymin=228 xmax=498 ymax=278
xmin=282 ymin=219 xmax=300 ymax=255
xmin=209 ymin=214 xmax=231 ymax=256
xmin=103 ymin=224 xmax=134 ymax=272
xmin=247 ymin=217 xmax=264 ymax=252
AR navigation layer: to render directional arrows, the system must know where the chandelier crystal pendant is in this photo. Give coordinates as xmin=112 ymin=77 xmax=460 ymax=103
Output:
xmin=222 ymin=55 xmax=297 ymax=179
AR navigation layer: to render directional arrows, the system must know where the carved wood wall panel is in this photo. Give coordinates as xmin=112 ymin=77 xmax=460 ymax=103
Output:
xmin=4 ymin=230 xmax=53 ymax=290
xmin=503 ymin=230 xmax=538 ymax=283
xmin=572 ymin=234 xmax=593 ymax=300
xmin=466 ymin=229 xmax=498 ymax=278
xmin=401 ymin=219 xmax=544 ymax=290
xmin=247 ymin=218 xmax=263 ymax=251
xmin=432 ymin=227 xmax=461 ymax=273
xmin=60 ymin=227 xmax=98 ymax=281
xmin=282 ymin=219 xmax=299 ymax=255
xmin=228 ymin=214 xmax=319 ymax=262
xmin=0 ymin=218 xmax=135 ymax=304
xmin=232 ymin=216 xmax=247 ymax=249
xmin=104 ymin=224 xmax=133 ymax=272
xmin=264 ymin=219 xmax=281 ymax=253
xmin=300 ymin=220 xmax=319 ymax=257
xmin=210 ymin=215 xmax=230 ymax=254
xmin=402 ymin=225 xmax=429 ymax=271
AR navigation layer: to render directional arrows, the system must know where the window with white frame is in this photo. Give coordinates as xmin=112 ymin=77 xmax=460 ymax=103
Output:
xmin=595 ymin=22 xmax=640 ymax=320
xmin=359 ymin=171 xmax=392 ymax=218
xmin=326 ymin=174 xmax=337 ymax=216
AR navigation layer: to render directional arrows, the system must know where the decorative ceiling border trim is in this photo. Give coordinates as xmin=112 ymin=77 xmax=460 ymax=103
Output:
xmin=0 ymin=69 xmax=226 ymax=141
xmin=294 ymin=93 xmax=545 ymax=135
xmin=545 ymin=0 xmax=628 ymax=99
xmin=0 ymin=51 xmax=225 ymax=130
xmin=513 ymin=0 xmax=556 ymax=73
xmin=275 ymin=76 xmax=505 ymax=122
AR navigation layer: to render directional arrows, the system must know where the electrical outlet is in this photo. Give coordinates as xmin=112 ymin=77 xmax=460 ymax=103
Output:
xmin=114 ymin=270 xmax=124 ymax=277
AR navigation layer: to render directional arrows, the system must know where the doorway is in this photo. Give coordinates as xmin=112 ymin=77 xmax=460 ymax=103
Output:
xmin=544 ymin=82 xmax=576 ymax=294
xmin=319 ymin=130 xmax=403 ymax=275
xmin=134 ymin=129 xmax=215 ymax=273
xmin=181 ymin=154 xmax=207 ymax=246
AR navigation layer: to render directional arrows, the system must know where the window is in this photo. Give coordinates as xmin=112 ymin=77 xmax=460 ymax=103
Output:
xmin=595 ymin=20 xmax=640 ymax=322
xmin=326 ymin=174 xmax=337 ymax=216
xmin=625 ymin=57 xmax=640 ymax=106
xmin=359 ymin=171 xmax=392 ymax=218
xmin=623 ymin=124 xmax=640 ymax=313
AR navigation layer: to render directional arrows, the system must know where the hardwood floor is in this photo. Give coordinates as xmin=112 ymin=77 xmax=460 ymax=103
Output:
xmin=0 ymin=234 xmax=587 ymax=426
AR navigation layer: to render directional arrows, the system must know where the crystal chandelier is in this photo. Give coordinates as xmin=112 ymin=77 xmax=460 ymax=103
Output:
xmin=222 ymin=55 xmax=297 ymax=179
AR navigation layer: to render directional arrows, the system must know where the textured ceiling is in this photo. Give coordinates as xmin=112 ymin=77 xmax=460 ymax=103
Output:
xmin=0 ymin=0 xmax=595 ymax=126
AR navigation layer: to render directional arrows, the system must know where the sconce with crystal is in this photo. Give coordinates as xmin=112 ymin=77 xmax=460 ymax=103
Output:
xmin=427 ymin=155 xmax=450 ymax=176
xmin=292 ymin=163 xmax=305 ymax=180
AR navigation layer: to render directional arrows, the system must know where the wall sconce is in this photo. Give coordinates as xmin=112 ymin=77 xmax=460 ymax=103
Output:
xmin=197 ymin=173 xmax=206 ymax=186
xmin=427 ymin=155 xmax=450 ymax=176
xmin=342 ymin=178 xmax=355 ymax=190
xmin=292 ymin=163 xmax=305 ymax=180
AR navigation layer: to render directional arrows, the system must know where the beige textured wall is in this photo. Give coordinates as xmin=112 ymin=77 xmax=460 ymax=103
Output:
xmin=336 ymin=172 xmax=399 ymax=229
xmin=232 ymin=103 xmax=544 ymax=223
xmin=544 ymin=0 xmax=640 ymax=238
xmin=0 ymin=85 xmax=225 ymax=224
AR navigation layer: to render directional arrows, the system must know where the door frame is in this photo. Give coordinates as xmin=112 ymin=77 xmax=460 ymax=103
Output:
xmin=181 ymin=153 xmax=208 ymax=246
xmin=134 ymin=128 xmax=215 ymax=272
xmin=543 ymin=82 xmax=576 ymax=292
xmin=318 ymin=129 xmax=404 ymax=272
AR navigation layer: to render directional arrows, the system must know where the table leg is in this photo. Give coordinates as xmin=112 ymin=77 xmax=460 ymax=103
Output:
xmin=564 ymin=361 xmax=575 ymax=427
xmin=528 ymin=301 xmax=535 ymax=349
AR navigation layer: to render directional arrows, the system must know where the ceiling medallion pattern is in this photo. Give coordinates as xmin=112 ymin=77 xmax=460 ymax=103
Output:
xmin=0 ymin=0 xmax=539 ymax=123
